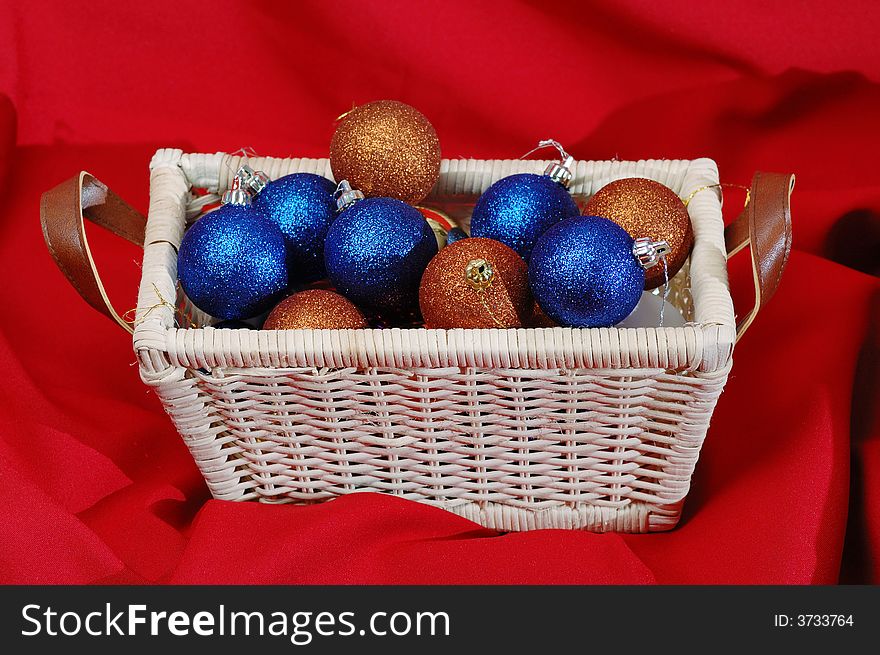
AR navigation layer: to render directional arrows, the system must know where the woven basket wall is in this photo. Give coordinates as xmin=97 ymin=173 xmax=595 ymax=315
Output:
xmin=132 ymin=149 xmax=735 ymax=533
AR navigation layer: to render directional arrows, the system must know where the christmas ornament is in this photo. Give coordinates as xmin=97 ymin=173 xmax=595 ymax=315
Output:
xmin=263 ymin=289 xmax=367 ymax=330
xmin=418 ymin=206 xmax=456 ymax=250
xmin=469 ymin=140 xmax=579 ymax=260
xmin=177 ymin=173 xmax=288 ymax=320
xmin=528 ymin=300 xmax=558 ymax=328
xmin=616 ymin=291 xmax=686 ymax=328
xmin=212 ymin=319 xmax=253 ymax=329
xmin=529 ymin=216 xmax=669 ymax=328
xmin=249 ymin=171 xmax=338 ymax=283
xmin=330 ymin=100 xmax=441 ymax=204
xmin=446 ymin=227 xmax=469 ymax=245
xmin=324 ymin=181 xmax=438 ymax=317
xmin=419 ymin=237 xmax=531 ymax=329
xmin=584 ymin=177 xmax=693 ymax=289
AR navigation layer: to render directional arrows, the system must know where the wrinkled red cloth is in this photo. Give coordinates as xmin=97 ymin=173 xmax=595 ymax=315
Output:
xmin=0 ymin=0 xmax=878 ymax=584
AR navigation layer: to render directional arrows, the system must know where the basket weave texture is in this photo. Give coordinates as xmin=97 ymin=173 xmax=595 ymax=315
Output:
xmin=133 ymin=149 xmax=735 ymax=532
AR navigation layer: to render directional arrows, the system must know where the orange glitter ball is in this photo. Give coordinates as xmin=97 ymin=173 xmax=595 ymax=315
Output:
xmin=330 ymin=100 xmax=441 ymax=204
xmin=528 ymin=299 xmax=558 ymax=328
xmin=263 ymin=289 xmax=367 ymax=330
xmin=585 ymin=178 xmax=693 ymax=289
xmin=419 ymin=238 xmax=532 ymax=329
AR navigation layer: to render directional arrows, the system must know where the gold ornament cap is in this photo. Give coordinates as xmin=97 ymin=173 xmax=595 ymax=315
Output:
xmin=465 ymin=258 xmax=494 ymax=291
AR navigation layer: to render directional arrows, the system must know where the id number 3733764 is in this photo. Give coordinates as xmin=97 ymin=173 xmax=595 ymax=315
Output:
xmin=773 ymin=615 xmax=854 ymax=628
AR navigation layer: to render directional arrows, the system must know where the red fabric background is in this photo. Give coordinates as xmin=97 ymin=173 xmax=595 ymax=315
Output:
xmin=1 ymin=0 xmax=878 ymax=584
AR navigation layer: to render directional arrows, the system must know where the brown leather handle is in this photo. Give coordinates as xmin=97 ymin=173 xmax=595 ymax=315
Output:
xmin=40 ymin=172 xmax=146 ymax=334
xmin=724 ymin=171 xmax=795 ymax=342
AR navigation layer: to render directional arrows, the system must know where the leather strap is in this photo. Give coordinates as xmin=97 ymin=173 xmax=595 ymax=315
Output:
xmin=724 ymin=171 xmax=795 ymax=342
xmin=40 ymin=172 xmax=146 ymax=334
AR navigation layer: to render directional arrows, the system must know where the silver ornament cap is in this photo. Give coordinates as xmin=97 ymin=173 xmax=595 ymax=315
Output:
xmin=334 ymin=179 xmax=365 ymax=212
xmin=221 ymin=175 xmax=252 ymax=207
xmin=633 ymin=237 xmax=671 ymax=269
xmin=543 ymin=155 xmax=574 ymax=189
xmin=522 ymin=139 xmax=574 ymax=188
xmin=236 ymin=164 xmax=270 ymax=197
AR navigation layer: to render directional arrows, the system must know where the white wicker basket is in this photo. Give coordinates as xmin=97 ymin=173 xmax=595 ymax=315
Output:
xmin=41 ymin=149 xmax=793 ymax=533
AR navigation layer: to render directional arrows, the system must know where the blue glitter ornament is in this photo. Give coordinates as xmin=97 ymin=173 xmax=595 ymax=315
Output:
xmin=529 ymin=216 xmax=648 ymax=327
xmin=178 ymin=180 xmax=288 ymax=321
xmin=212 ymin=319 xmax=254 ymax=329
xmin=446 ymin=226 xmax=469 ymax=245
xmin=324 ymin=188 xmax=438 ymax=317
xmin=470 ymin=143 xmax=579 ymax=261
xmin=470 ymin=173 xmax=579 ymax=261
xmin=251 ymin=173 xmax=337 ymax=283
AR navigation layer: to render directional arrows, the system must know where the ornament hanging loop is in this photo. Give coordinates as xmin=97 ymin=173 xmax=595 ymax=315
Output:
xmin=223 ymin=146 xmax=259 ymax=176
xmin=334 ymin=179 xmax=365 ymax=211
xmin=522 ymin=138 xmax=571 ymax=163
xmin=633 ymin=237 xmax=670 ymax=269
xmin=521 ymin=139 xmax=574 ymax=188
xmin=230 ymin=146 xmax=259 ymax=161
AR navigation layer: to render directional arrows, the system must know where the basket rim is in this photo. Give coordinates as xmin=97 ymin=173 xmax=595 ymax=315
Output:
xmin=133 ymin=150 xmax=735 ymax=375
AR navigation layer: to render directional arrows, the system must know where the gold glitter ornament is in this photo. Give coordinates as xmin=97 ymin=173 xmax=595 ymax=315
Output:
xmin=585 ymin=178 xmax=693 ymax=289
xmin=330 ymin=100 xmax=441 ymax=204
xmin=419 ymin=238 xmax=531 ymax=329
xmin=263 ymin=289 xmax=367 ymax=330
xmin=528 ymin=299 xmax=558 ymax=328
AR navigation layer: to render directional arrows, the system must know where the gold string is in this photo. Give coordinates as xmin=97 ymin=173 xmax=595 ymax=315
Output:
xmin=474 ymin=286 xmax=509 ymax=329
xmin=335 ymin=102 xmax=358 ymax=123
xmin=465 ymin=260 xmax=510 ymax=329
xmin=122 ymin=283 xmax=195 ymax=328
xmin=682 ymin=182 xmax=751 ymax=208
